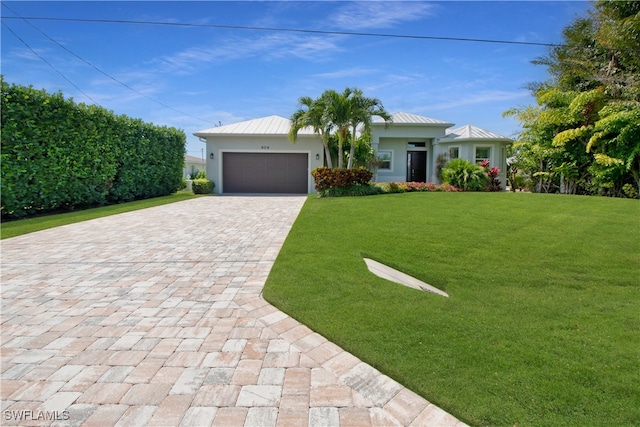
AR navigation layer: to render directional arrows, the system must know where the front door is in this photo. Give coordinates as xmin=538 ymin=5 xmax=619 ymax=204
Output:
xmin=407 ymin=151 xmax=427 ymax=182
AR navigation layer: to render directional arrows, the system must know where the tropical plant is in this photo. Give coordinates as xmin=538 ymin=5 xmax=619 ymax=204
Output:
xmin=321 ymin=88 xmax=353 ymax=168
xmin=435 ymin=153 xmax=449 ymax=182
xmin=441 ymin=159 xmax=489 ymax=191
xmin=290 ymin=87 xmax=391 ymax=169
xmin=289 ymin=96 xmax=334 ymax=168
xmin=346 ymin=89 xmax=392 ymax=169
xmin=504 ymin=0 xmax=640 ymax=197
xmin=479 ymin=159 xmax=502 ymax=191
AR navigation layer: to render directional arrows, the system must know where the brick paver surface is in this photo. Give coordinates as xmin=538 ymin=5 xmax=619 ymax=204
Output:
xmin=1 ymin=196 xmax=467 ymax=426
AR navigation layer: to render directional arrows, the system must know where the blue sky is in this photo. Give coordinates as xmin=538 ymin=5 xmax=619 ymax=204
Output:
xmin=1 ymin=1 xmax=591 ymax=158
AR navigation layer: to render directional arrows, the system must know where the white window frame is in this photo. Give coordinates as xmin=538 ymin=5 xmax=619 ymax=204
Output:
xmin=448 ymin=146 xmax=460 ymax=160
xmin=377 ymin=150 xmax=393 ymax=171
xmin=474 ymin=146 xmax=492 ymax=164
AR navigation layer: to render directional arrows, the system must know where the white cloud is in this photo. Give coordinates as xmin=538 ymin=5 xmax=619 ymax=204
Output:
xmin=313 ymin=67 xmax=378 ymax=79
xmin=361 ymin=71 xmax=429 ymax=93
xmin=5 ymin=46 xmax=49 ymax=62
xmin=153 ymin=33 xmax=343 ymax=75
xmin=331 ymin=2 xmax=437 ymax=30
xmin=424 ymin=90 xmax=530 ymax=111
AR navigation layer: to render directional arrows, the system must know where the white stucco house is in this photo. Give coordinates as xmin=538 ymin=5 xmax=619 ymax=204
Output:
xmin=194 ymin=112 xmax=511 ymax=194
xmin=183 ymin=154 xmax=206 ymax=179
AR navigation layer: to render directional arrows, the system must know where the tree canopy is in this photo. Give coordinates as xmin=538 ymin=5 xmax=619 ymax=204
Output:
xmin=505 ymin=0 xmax=639 ymax=197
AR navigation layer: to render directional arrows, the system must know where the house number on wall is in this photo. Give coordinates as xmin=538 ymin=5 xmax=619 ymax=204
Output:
xmin=261 ymin=145 xmax=270 ymax=149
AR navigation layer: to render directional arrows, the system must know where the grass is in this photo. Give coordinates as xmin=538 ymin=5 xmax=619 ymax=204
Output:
xmin=1 ymin=191 xmax=200 ymax=239
xmin=263 ymin=192 xmax=640 ymax=426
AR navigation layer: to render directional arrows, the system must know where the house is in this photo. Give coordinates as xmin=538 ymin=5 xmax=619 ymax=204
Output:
xmin=194 ymin=112 xmax=511 ymax=194
xmin=184 ymin=154 xmax=206 ymax=179
xmin=194 ymin=115 xmax=323 ymax=194
xmin=371 ymin=112 xmax=511 ymax=186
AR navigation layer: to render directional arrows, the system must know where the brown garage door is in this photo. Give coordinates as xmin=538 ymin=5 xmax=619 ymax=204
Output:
xmin=223 ymin=152 xmax=308 ymax=193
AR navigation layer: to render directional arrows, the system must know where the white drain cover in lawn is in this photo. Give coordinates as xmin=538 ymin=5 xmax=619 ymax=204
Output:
xmin=363 ymin=258 xmax=449 ymax=297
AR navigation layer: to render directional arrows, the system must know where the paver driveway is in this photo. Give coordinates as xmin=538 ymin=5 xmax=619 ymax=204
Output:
xmin=1 ymin=196 xmax=467 ymax=426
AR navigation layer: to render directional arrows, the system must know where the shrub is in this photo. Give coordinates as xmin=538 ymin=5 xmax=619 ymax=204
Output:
xmin=1 ymin=79 xmax=185 ymax=218
xmin=481 ymin=160 xmax=502 ymax=191
xmin=192 ymin=179 xmax=214 ymax=194
xmin=311 ymin=167 xmax=373 ymax=192
xmin=321 ymin=185 xmax=382 ymax=197
xmin=376 ymin=182 xmax=459 ymax=193
xmin=622 ymin=183 xmax=639 ymax=199
xmin=193 ymin=169 xmax=207 ymax=180
xmin=441 ymin=159 xmax=489 ymax=191
xmin=385 ymin=182 xmax=408 ymax=193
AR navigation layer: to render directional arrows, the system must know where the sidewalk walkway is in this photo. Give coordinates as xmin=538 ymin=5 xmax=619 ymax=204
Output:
xmin=1 ymin=196 xmax=467 ymax=426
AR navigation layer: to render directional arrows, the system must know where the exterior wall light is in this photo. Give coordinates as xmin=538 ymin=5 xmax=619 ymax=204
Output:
xmin=209 ymin=153 xmax=215 ymax=160
xmin=315 ymin=154 xmax=320 ymax=160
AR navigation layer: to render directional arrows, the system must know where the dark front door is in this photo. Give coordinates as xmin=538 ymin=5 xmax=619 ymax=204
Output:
xmin=407 ymin=151 xmax=427 ymax=182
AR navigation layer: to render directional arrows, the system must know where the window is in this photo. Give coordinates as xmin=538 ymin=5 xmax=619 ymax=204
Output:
xmin=475 ymin=147 xmax=491 ymax=164
xmin=449 ymin=147 xmax=459 ymax=159
xmin=377 ymin=151 xmax=392 ymax=170
xmin=408 ymin=142 xmax=426 ymax=148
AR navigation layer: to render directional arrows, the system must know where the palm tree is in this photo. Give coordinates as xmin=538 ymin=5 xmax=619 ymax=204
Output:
xmin=346 ymin=89 xmax=392 ymax=169
xmin=321 ymin=88 xmax=353 ymax=168
xmin=289 ymin=95 xmax=333 ymax=168
xmin=291 ymin=88 xmax=393 ymax=170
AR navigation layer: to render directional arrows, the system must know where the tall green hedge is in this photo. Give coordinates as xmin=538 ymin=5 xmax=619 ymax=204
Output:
xmin=1 ymin=79 xmax=186 ymax=218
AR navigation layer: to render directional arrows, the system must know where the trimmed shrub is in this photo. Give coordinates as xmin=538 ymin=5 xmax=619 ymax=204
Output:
xmin=1 ymin=79 xmax=185 ymax=218
xmin=441 ymin=159 xmax=489 ymax=191
xmin=192 ymin=179 xmax=214 ymax=194
xmin=322 ymin=185 xmax=382 ymax=197
xmin=311 ymin=167 xmax=373 ymax=192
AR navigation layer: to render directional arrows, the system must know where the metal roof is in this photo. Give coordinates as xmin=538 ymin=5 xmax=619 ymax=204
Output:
xmin=372 ymin=112 xmax=453 ymax=126
xmin=439 ymin=124 xmax=511 ymax=142
xmin=194 ymin=115 xmax=315 ymax=137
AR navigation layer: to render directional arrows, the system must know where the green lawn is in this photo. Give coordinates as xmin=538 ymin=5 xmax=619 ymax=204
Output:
xmin=263 ymin=192 xmax=640 ymax=426
xmin=1 ymin=191 xmax=200 ymax=239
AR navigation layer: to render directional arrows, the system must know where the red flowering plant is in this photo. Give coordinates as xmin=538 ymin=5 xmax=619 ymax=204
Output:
xmin=406 ymin=182 xmax=429 ymax=192
xmin=480 ymin=161 xmax=502 ymax=191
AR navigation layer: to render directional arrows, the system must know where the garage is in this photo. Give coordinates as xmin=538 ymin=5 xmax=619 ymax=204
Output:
xmin=222 ymin=152 xmax=309 ymax=193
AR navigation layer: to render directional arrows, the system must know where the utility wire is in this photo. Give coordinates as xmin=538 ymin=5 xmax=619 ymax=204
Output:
xmin=1 ymin=15 xmax=565 ymax=48
xmin=2 ymin=4 xmax=218 ymax=125
xmin=1 ymin=21 xmax=97 ymax=104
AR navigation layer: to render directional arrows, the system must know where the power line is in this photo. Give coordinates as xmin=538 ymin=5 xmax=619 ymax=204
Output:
xmin=1 ymin=15 xmax=565 ymax=48
xmin=2 ymin=5 xmax=218 ymax=125
xmin=1 ymin=21 xmax=97 ymax=104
